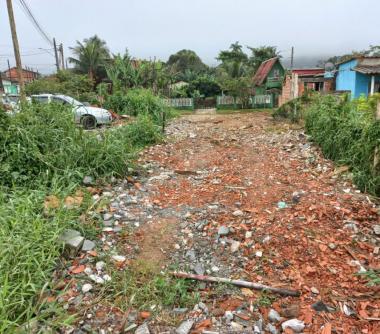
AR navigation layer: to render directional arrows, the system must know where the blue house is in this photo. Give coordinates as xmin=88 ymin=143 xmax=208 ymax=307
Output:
xmin=336 ymin=57 xmax=380 ymax=99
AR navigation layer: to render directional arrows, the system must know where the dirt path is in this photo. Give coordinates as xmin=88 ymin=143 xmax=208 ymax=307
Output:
xmin=62 ymin=112 xmax=379 ymax=334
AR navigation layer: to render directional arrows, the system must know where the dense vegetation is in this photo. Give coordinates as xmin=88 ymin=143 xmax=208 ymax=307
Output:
xmin=305 ymin=94 xmax=380 ymax=195
xmin=0 ymin=94 xmax=166 ymax=331
xmin=274 ymin=93 xmax=380 ymax=196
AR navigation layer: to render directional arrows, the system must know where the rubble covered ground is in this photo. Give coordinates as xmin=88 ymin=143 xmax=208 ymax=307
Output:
xmin=56 ymin=111 xmax=380 ymax=334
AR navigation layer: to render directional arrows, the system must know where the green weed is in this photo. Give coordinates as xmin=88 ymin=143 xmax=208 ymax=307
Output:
xmin=107 ymin=261 xmax=199 ymax=312
xmin=255 ymin=291 xmax=277 ymax=307
xmin=358 ymin=270 xmax=380 ymax=286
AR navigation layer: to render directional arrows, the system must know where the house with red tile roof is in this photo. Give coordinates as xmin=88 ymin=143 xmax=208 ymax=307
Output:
xmin=252 ymin=57 xmax=285 ymax=107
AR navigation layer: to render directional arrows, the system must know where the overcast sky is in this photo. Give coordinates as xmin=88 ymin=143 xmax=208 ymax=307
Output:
xmin=0 ymin=0 xmax=379 ymax=74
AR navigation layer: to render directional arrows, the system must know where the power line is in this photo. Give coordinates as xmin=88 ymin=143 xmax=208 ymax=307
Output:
xmin=16 ymin=0 xmax=53 ymax=46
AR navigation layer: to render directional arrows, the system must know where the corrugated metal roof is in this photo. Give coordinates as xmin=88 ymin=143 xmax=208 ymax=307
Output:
xmin=338 ymin=55 xmax=380 ymax=65
xmin=353 ymin=58 xmax=380 ymax=74
xmin=292 ymin=68 xmax=324 ymax=76
xmin=353 ymin=57 xmax=380 ymax=74
xmin=252 ymin=57 xmax=279 ymax=86
xmin=354 ymin=65 xmax=380 ymax=74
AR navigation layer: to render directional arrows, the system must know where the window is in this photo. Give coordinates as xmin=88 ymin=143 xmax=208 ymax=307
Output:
xmin=52 ymin=96 xmax=69 ymax=105
xmin=314 ymin=82 xmax=324 ymax=91
xmin=32 ymin=96 xmax=49 ymax=104
xmin=273 ymin=69 xmax=280 ymax=78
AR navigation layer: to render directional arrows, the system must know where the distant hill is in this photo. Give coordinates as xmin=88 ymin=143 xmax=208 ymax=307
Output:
xmin=282 ymin=55 xmax=329 ymax=69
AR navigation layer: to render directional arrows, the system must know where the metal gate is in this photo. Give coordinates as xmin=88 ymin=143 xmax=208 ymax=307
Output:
xmin=194 ymin=97 xmax=216 ymax=109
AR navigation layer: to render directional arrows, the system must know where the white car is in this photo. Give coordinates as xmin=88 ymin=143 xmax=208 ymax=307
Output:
xmin=31 ymin=94 xmax=112 ymax=129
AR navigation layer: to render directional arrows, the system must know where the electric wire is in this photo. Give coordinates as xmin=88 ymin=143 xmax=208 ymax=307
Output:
xmin=16 ymin=0 xmax=53 ymax=46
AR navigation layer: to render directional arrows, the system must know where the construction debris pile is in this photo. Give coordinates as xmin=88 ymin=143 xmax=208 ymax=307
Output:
xmin=54 ymin=112 xmax=379 ymax=334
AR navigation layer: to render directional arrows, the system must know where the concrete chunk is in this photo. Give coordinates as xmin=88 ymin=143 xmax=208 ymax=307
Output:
xmin=175 ymin=320 xmax=194 ymax=334
xmin=58 ymin=229 xmax=84 ymax=257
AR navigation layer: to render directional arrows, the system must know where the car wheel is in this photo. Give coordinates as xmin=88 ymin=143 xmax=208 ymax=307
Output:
xmin=81 ymin=115 xmax=97 ymax=130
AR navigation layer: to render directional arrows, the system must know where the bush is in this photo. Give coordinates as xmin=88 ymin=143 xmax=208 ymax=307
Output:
xmin=272 ymin=92 xmax=314 ymax=123
xmin=0 ymin=101 xmax=163 ymax=330
xmin=0 ymin=102 xmax=161 ymax=188
xmin=25 ymin=70 xmax=95 ymax=103
xmin=104 ymin=88 xmax=175 ymax=125
xmin=124 ymin=114 xmax=163 ymax=146
xmin=304 ymin=94 xmax=380 ymax=195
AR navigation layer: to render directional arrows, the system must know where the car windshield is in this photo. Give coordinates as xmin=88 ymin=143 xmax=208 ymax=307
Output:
xmin=56 ymin=95 xmax=83 ymax=107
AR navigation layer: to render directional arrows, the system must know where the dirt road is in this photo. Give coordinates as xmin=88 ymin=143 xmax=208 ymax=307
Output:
xmin=66 ymin=112 xmax=380 ymax=333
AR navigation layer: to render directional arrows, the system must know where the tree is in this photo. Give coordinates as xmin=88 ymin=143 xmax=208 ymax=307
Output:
xmin=105 ymin=51 xmax=142 ymax=91
xmin=68 ymin=35 xmax=110 ymax=82
xmin=186 ymin=75 xmax=221 ymax=97
xmin=216 ymin=42 xmax=248 ymax=78
xmin=166 ymin=49 xmax=208 ymax=80
xmin=247 ymin=46 xmax=280 ymax=72
xmin=218 ymin=77 xmax=252 ymax=108
xmin=25 ymin=70 xmax=94 ymax=101
xmin=317 ymin=45 xmax=380 ymax=67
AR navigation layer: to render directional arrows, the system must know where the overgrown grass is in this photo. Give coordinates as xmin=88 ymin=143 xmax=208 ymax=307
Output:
xmin=0 ymin=187 xmax=91 ymax=332
xmin=272 ymin=92 xmax=314 ymax=123
xmin=0 ymin=101 xmax=164 ymax=331
xmin=104 ymin=88 xmax=177 ymax=125
xmin=0 ymin=103 xmax=162 ymax=188
xmin=305 ymin=94 xmax=380 ymax=195
xmin=272 ymin=93 xmax=380 ymax=196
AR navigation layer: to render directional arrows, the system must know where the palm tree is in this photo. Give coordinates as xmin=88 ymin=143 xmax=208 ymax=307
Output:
xmin=68 ymin=35 xmax=110 ymax=82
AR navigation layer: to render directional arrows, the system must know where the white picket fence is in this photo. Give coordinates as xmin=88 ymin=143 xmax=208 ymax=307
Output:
xmin=217 ymin=95 xmax=253 ymax=106
xmin=217 ymin=95 xmax=235 ymax=105
xmin=253 ymin=95 xmax=272 ymax=105
xmin=163 ymin=98 xmax=193 ymax=108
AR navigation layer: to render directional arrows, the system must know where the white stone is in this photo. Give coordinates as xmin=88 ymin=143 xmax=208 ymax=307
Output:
xmin=373 ymin=225 xmax=380 ymax=236
xmin=112 ymin=255 xmax=126 ymax=262
xmin=268 ymin=309 xmax=281 ymax=323
xmin=311 ymin=287 xmax=319 ymax=294
xmin=230 ymin=240 xmax=240 ymax=253
xmin=211 ymin=266 xmax=220 ymax=272
xmin=255 ymin=250 xmax=263 ymax=257
xmin=103 ymin=274 xmax=111 ymax=282
xmin=175 ymin=320 xmax=194 ymax=334
xmin=230 ymin=322 xmax=244 ymax=331
xmin=84 ymin=267 xmax=93 ymax=275
xmin=281 ymin=319 xmax=305 ymax=333
xmin=81 ymin=283 xmax=93 ymax=293
xmin=89 ymin=274 xmax=104 ymax=284
xmin=232 ymin=210 xmax=244 ymax=217
xmin=96 ymin=261 xmax=106 ymax=271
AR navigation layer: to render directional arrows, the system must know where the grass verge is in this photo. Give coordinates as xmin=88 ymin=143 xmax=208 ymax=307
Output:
xmin=0 ymin=101 xmax=165 ymax=331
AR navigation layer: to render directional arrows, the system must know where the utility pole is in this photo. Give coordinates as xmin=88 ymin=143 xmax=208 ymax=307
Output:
xmin=59 ymin=43 xmax=65 ymax=70
xmin=7 ymin=59 xmax=12 ymax=81
xmin=290 ymin=46 xmax=294 ymax=70
xmin=6 ymin=0 xmax=25 ymax=100
xmin=53 ymin=38 xmax=60 ymax=71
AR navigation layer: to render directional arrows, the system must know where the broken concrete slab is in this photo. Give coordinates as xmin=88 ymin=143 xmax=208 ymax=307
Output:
xmin=58 ymin=229 xmax=84 ymax=257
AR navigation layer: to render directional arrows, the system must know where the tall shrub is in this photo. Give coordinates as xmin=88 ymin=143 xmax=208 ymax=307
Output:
xmin=305 ymin=94 xmax=380 ymax=195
